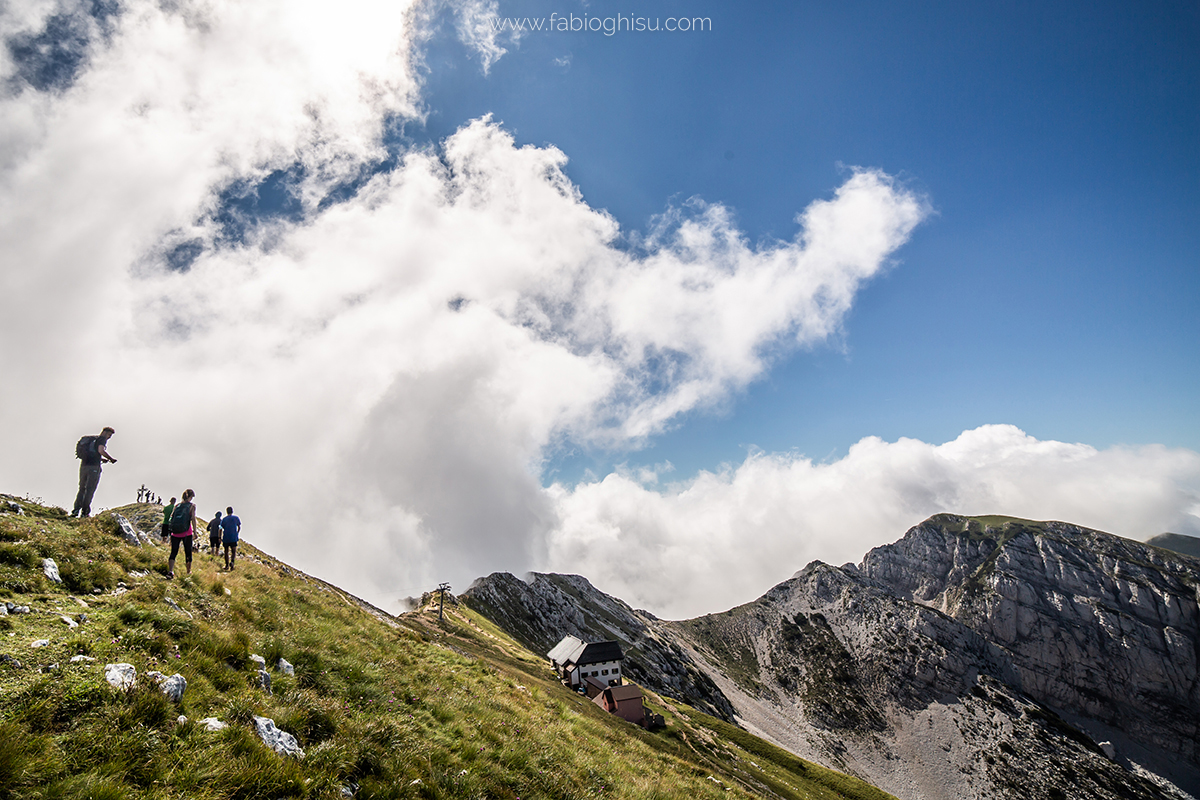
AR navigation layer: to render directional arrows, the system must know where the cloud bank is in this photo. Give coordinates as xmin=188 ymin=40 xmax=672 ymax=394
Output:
xmin=547 ymin=425 xmax=1200 ymax=618
xmin=2 ymin=1 xmax=1196 ymax=618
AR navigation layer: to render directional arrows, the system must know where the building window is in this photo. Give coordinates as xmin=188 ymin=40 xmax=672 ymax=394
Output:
xmin=602 ymin=669 xmax=609 ymax=675
xmin=613 ymin=668 xmax=620 ymax=675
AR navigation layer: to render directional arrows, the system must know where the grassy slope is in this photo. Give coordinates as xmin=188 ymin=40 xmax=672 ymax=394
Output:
xmin=0 ymin=496 xmax=894 ymax=800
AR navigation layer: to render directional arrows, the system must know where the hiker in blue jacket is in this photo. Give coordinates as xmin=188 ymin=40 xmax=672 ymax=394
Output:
xmin=71 ymin=427 xmax=116 ymax=518
xmin=221 ymin=506 xmax=241 ymax=571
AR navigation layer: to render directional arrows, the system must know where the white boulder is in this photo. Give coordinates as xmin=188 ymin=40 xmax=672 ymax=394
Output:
xmin=253 ymin=716 xmax=304 ymax=758
xmin=105 ymin=662 xmax=137 ymax=690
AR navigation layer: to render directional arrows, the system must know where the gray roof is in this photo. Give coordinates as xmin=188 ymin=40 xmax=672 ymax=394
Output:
xmin=547 ymin=635 xmax=625 ymax=667
xmin=547 ymin=635 xmax=585 ymax=664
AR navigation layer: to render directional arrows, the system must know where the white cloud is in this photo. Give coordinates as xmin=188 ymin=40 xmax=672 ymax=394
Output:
xmin=545 ymin=425 xmax=1200 ymax=618
xmin=4 ymin=0 xmax=1191 ymax=622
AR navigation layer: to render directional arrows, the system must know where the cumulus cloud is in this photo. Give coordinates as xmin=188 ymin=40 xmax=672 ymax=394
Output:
xmin=3 ymin=0 xmax=1191 ymax=621
xmin=0 ymin=0 xmax=930 ymax=611
xmin=545 ymin=425 xmax=1200 ymax=618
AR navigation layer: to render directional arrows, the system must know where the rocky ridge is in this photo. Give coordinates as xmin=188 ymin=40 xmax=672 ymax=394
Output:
xmin=463 ymin=515 xmax=1200 ymax=800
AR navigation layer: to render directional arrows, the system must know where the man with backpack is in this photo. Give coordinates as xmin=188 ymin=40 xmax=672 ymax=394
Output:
xmin=71 ymin=427 xmax=117 ymax=518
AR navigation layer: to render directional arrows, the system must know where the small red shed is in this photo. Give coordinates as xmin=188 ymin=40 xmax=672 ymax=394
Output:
xmin=593 ymin=684 xmax=645 ymax=725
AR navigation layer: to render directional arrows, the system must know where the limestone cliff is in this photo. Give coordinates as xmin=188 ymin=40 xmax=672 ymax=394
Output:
xmin=861 ymin=515 xmax=1200 ymax=796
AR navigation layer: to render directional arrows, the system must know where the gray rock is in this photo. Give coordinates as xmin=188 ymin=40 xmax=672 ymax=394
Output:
xmin=60 ymin=615 xmax=78 ymax=629
xmin=277 ymin=657 xmax=294 ymax=676
xmin=162 ymin=674 xmax=186 ymax=702
xmin=104 ymin=662 xmax=137 ymax=690
xmin=177 ymin=715 xmax=188 ymax=724
xmin=30 ymin=639 xmax=49 ymax=648
xmin=69 ymin=654 xmax=95 ymax=663
xmin=42 ymin=558 xmax=62 ymax=583
xmin=249 ymin=653 xmax=267 ymax=668
xmin=0 ymin=604 xmax=6 ymax=616
xmin=257 ymin=669 xmax=272 ymax=695
xmin=252 ymin=716 xmax=304 ymax=758
xmin=198 ymin=717 xmax=227 ymax=731
xmin=164 ymin=598 xmax=193 ymax=619
xmin=9 ymin=605 xmax=29 ymax=614
xmin=1 ymin=654 xmax=23 ymax=669
xmin=113 ymin=514 xmax=142 ymax=546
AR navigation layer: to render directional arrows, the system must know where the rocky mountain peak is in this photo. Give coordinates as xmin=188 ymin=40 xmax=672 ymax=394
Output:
xmin=862 ymin=514 xmax=1200 ymax=794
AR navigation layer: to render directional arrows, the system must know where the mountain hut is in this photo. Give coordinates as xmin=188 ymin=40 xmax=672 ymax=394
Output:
xmin=546 ymin=635 xmax=625 ymax=690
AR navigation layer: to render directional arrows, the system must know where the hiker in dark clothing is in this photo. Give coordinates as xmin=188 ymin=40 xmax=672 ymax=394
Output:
xmin=220 ymin=506 xmax=241 ymax=571
xmin=161 ymin=497 xmax=176 ymax=539
xmin=72 ymin=427 xmax=116 ymax=518
xmin=165 ymin=489 xmax=197 ymax=579
xmin=207 ymin=511 xmax=223 ymax=557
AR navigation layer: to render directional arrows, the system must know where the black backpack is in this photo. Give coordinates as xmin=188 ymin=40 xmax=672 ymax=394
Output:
xmin=169 ymin=501 xmax=193 ymax=534
xmin=75 ymin=435 xmax=98 ymax=460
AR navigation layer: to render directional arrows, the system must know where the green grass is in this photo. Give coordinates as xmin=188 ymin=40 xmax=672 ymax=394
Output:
xmin=0 ymin=497 xmax=895 ymax=800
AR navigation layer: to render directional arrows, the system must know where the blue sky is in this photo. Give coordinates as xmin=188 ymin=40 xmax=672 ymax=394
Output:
xmin=2 ymin=0 xmax=1198 ymax=615
xmin=415 ymin=0 xmax=1200 ymax=478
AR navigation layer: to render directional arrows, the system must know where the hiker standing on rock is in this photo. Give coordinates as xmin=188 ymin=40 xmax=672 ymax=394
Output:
xmin=207 ymin=510 xmax=223 ymax=557
xmin=163 ymin=489 xmax=197 ymax=579
xmin=220 ymin=506 xmax=240 ymax=571
xmin=71 ymin=427 xmax=116 ymax=518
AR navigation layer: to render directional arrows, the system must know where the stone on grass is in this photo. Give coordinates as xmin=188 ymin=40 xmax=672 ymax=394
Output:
xmin=253 ymin=716 xmax=305 ymax=758
xmin=198 ymin=717 xmax=227 ymax=731
xmin=177 ymin=715 xmax=188 ymax=724
xmin=249 ymin=653 xmax=266 ymax=668
xmin=30 ymin=639 xmax=49 ymax=648
xmin=277 ymin=657 xmax=294 ymax=676
xmin=164 ymin=598 xmax=193 ymax=619
xmin=114 ymin=514 xmax=142 ymax=546
xmin=0 ymin=604 xmax=6 ymax=616
xmin=2 ymin=654 xmax=24 ymax=669
xmin=60 ymin=615 xmax=78 ymax=629
xmin=43 ymin=558 xmax=62 ymax=583
xmin=145 ymin=670 xmax=188 ymax=702
xmin=105 ymin=662 xmax=137 ymax=690
xmin=162 ymin=674 xmax=187 ymax=702
xmin=70 ymin=654 xmax=95 ymax=663
xmin=258 ymin=668 xmax=272 ymax=695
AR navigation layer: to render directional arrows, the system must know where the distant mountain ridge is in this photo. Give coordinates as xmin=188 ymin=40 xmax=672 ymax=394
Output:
xmin=463 ymin=514 xmax=1200 ymax=800
xmin=1147 ymin=532 xmax=1200 ymax=560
